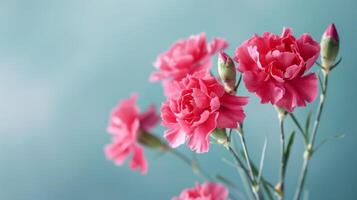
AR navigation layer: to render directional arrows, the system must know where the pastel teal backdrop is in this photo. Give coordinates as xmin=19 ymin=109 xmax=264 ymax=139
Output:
xmin=0 ymin=0 xmax=355 ymax=199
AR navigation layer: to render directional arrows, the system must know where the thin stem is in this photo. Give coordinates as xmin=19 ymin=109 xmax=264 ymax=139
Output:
xmin=226 ymin=128 xmax=264 ymax=200
xmin=227 ymin=145 xmax=261 ymax=200
xmin=278 ymin=117 xmax=286 ymax=200
xmin=293 ymin=72 xmax=329 ymax=200
xmin=238 ymin=127 xmax=256 ymax=182
xmin=169 ymin=149 xmax=212 ymax=181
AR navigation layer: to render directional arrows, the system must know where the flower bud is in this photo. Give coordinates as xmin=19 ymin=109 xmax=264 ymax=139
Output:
xmin=138 ymin=131 xmax=168 ymax=151
xmin=211 ymin=128 xmax=228 ymax=146
xmin=320 ymin=23 xmax=339 ymax=69
xmin=218 ymin=51 xmax=236 ymax=94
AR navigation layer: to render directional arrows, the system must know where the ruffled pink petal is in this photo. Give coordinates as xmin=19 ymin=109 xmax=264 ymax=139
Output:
xmin=130 ymin=145 xmax=148 ymax=174
xmin=139 ymin=104 xmax=160 ymax=131
xmin=297 ymin=34 xmax=320 ymax=69
xmin=163 ymin=80 xmax=181 ymax=97
xmin=164 ymin=126 xmax=186 ymax=148
xmin=248 ymin=76 xmax=284 ymax=104
xmin=247 ymin=45 xmax=263 ymax=69
xmin=192 ymin=110 xmax=210 ymax=126
xmin=189 ymin=60 xmax=212 ymax=78
xmin=202 ymin=182 xmax=229 ymax=200
xmin=172 ymin=182 xmax=229 ymax=200
xmin=108 ymin=94 xmax=140 ymax=132
xmin=208 ymin=37 xmax=228 ymax=55
xmin=174 ymin=55 xmax=195 ymax=69
xmin=281 ymin=27 xmax=293 ymax=37
xmin=284 ymin=64 xmax=301 ymax=80
xmin=235 ymin=41 xmax=258 ymax=72
xmin=276 ymin=73 xmax=318 ymax=112
xmin=105 ymin=138 xmax=131 ymax=165
xmin=188 ymin=113 xmax=218 ymax=153
xmin=217 ymin=94 xmax=248 ymax=128
xmin=161 ymin=101 xmax=178 ymax=126
xmin=149 ymin=71 xmax=165 ymax=82
xmin=191 ymin=88 xmax=210 ymax=109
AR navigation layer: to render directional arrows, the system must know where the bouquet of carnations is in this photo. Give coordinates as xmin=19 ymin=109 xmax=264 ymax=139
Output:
xmin=104 ymin=23 xmax=341 ymax=200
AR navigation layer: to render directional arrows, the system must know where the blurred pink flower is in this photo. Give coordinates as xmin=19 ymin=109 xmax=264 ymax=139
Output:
xmin=172 ymin=182 xmax=229 ymax=200
xmin=105 ymin=94 xmax=160 ymax=174
xmin=150 ymin=33 xmax=227 ymax=95
xmin=161 ymin=72 xmax=248 ymax=153
xmin=234 ymin=28 xmax=320 ymax=112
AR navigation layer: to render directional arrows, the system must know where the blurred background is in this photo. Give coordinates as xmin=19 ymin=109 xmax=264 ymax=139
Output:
xmin=0 ymin=0 xmax=356 ymax=199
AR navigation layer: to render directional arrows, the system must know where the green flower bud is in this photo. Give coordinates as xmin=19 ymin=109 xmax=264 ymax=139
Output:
xmin=218 ymin=51 xmax=237 ymax=94
xmin=211 ymin=128 xmax=228 ymax=146
xmin=320 ymin=23 xmax=340 ymax=69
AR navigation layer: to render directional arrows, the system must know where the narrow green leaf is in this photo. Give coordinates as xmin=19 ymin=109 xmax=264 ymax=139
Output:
xmin=245 ymin=154 xmax=276 ymax=200
xmin=284 ymin=131 xmax=295 ymax=164
xmin=216 ymin=174 xmax=238 ymax=189
xmin=289 ymin=113 xmax=305 ymax=138
xmin=314 ymin=134 xmax=345 ymax=153
xmin=257 ymin=139 xmax=267 ymax=184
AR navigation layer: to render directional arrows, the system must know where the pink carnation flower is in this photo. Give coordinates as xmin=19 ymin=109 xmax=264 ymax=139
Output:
xmin=161 ymin=72 xmax=248 ymax=153
xmin=172 ymin=182 xmax=229 ymax=200
xmin=105 ymin=94 xmax=160 ymax=174
xmin=234 ymin=28 xmax=320 ymax=112
xmin=150 ymin=33 xmax=228 ymax=95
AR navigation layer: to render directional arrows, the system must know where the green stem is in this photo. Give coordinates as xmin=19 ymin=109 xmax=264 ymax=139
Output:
xmin=227 ymin=144 xmax=261 ymax=200
xmin=238 ymin=128 xmax=266 ymax=200
xmin=293 ymin=72 xmax=329 ymax=200
xmin=169 ymin=149 xmax=212 ymax=181
xmin=278 ymin=117 xmax=286 ymax=200
xmin=238 ymin=126 xmax=256 ymax=182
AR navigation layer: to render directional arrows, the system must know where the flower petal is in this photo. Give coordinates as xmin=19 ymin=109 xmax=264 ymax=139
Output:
xmin=139 ymin=104 xmax=160 ymax=131
xmin=130 ymin=145 xmax=148 ymax=174
xmin=164 ymin=126 xmax=186 ymax=148
xmin=188 ymin=112 xmax=218 ymax=153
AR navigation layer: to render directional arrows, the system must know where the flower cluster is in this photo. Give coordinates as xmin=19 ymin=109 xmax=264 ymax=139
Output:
xmin=104 ymin=24 xmax=341 ymax=200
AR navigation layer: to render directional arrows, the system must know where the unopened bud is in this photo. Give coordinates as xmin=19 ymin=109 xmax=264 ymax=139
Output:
xmin=218 ymin=52 xmax=236 ymax=94
xmin=138 ymin=131 xmax=168 ymax=151
xmin=211 ymin=128 xmax=228 ymax=146
xmin=320 ymin=23 xmax=340 ymax=69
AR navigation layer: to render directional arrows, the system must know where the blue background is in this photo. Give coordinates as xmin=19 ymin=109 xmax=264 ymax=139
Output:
xmin=0 ymin=0 xmax=355 ymax=199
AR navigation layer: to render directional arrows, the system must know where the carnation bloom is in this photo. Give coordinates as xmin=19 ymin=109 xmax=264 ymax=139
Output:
xmin=105 ymin=94 xmax=160 ymax=174
xmin=172 ymin=182 xmax=229 ymax=200
xmin=150 ymin=33 xmax=228 ymax=95
xmin=161 ymin=72 xmax=248 ymax=153
xmin=234 ymin=28 xmax=320 ymax=112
